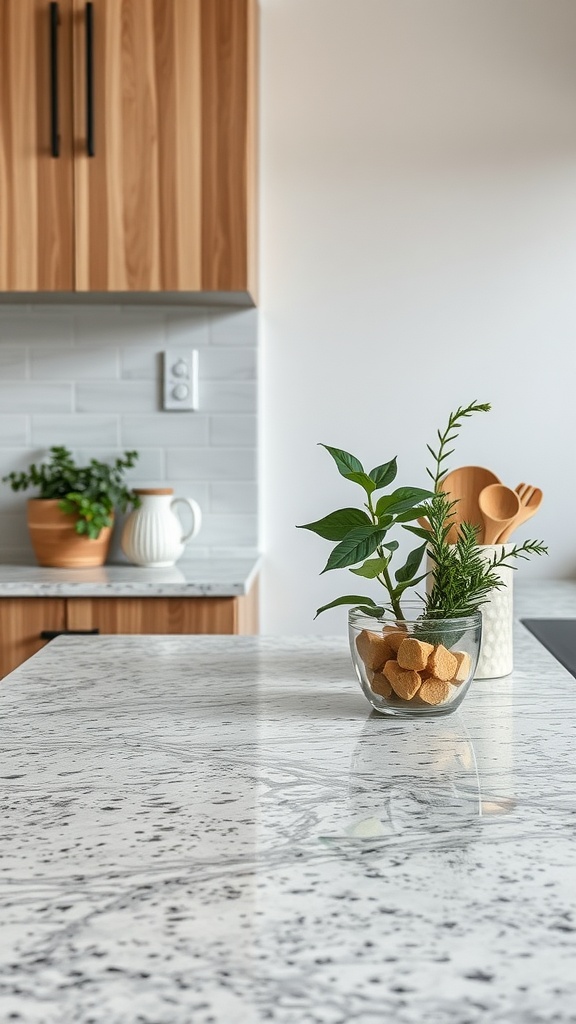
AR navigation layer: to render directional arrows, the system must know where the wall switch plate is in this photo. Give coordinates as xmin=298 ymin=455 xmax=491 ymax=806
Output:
xmin=163 ymin=349 xmax=199 ymax=411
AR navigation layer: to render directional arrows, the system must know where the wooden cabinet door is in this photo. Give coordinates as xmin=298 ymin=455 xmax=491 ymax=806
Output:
xmin=72 ymin=0 xmax=256 ymax=295
xmin=73 ymin=0 xmax=203 ymax=291
xmin=0 ymin=598 xmax=66 ymax=679
xmin=200 ymin=0 xmax=257 ymax=295
xmin=0 ymin=0 xmax=75 ymax=290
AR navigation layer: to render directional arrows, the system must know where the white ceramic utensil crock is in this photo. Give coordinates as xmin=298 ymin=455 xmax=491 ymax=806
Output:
xmin=121 ymin=488 xmax=202 ymax=567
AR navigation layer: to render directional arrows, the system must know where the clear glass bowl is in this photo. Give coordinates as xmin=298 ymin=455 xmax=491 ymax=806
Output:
xmin=349 ymin=603 xmax=482 ymax=717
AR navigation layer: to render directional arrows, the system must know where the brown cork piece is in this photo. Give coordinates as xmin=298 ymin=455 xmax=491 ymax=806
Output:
xmin=419 ymin=677 xmax=451 ymax=705
xmin=397 ymin=637 xmax=434 ymax=672
xmin=383 ymin=659 xmax=421 ymax=701
xmin=427 ymin=644 xmax=458 ymax=682
xmin=371 ymin=670 xmax=394 ymax=698
xmin=382 ymin=626 xmax=407 ymax=653
xmin=452 ymin=650 xmax=472 ymax=684
xmin=356 ymin=630 xmax=394 ymax=671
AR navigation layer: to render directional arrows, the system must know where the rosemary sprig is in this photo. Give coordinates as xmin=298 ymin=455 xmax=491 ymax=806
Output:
xmin=426 ymin=400 xmax=491 ymax=491
xmin=416 ymin=404 xmax=548 ymax=618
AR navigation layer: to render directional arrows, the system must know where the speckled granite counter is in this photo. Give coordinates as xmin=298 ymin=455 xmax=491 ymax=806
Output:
xmin=0 ymin=556 xmax=261 ymax=597
xmin=1 ymin=580 xmax=576 ymax=1023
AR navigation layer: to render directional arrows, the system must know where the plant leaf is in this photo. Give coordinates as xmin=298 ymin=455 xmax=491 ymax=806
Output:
xmin=394 ymin=542 xmax=428 ymax=583
xmin=376 ymin=487 xmax=436 ymax=518
xmin=321 ymin=527 xmax=386 ymax=573
xmin=369 ymin=457 xmax=397 ymax=490
xmin=394 ymin=507 xmax=429 ymax=523
xmin=382 ymin=540 xmax=399 ymax=552
xmin=296 ymin=507 xmax=371 ymax=541
xmin=314 ymin=594 xmax=380 ymax=618
xmin=344 ymin=471 xmax=377 ymax=494
xmin=318 ymin=444 xmax=364 ymax=478
xmin=393 ymin=571 xmax=429 ymax=597
xmin=358 ymin=604 xmax=387 ymax=618
xmin=349 ymin=556 xmax=389 ymax=579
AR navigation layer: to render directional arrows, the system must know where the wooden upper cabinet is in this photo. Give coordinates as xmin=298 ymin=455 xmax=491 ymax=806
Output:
xmin=0 ymin=0 xmax=75 ymax=290
xmin=0 ymin=0 xmax=257 ymax=297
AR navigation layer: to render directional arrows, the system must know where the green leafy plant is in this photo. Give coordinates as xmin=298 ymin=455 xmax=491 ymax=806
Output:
xmin=297 ymin=446 xmax=435 ymax=619
xmin=2 ymin=446 xmax=140 ymax=540
xmin=298 ymin=402 xmax=547 ymax=621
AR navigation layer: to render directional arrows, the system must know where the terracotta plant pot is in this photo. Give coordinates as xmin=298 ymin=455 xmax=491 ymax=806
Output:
xmin=27 ymin=499 xmax=113 ymax=568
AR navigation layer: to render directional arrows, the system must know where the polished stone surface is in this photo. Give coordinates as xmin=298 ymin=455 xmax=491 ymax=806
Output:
xmin=0 ymin=556 xmax=261 ymax=597
xmin=1 ymin=580 xmax=576 ymax=1023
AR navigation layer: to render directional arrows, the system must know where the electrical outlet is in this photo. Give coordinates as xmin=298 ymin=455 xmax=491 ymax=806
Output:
xmin=162 ymin=349 xmax=199 ymax=411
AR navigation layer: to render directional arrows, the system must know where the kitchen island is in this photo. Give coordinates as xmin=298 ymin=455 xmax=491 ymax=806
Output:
xmin=1 ymin=580 xmax=576 ymax=1023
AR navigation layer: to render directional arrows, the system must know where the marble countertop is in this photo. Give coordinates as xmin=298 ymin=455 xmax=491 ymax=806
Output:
xmin=0 ymin=555 xmax=261 ymax=597
xmin=1 ymin=579 xmax=576 ymax=1023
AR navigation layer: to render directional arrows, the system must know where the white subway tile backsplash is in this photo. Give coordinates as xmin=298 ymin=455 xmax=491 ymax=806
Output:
xmin=0 ymin=348 xmax=27 ymax=379
xmin=0 ymin=512 xmax=34 ymax=547
xmin=166 ymin=312 xmax=210 ymax=348
xmin=0 ymin=416 xmax=28 ymax=446
xmin=121 ymin=414 xmax=209 ymax=448
xmin=0 ymin=545 xmax=32 ymax=564
xmin=201 ymin=347 xmax=257 ymax=380
xmin=31 ymin=415 xmax=119 ymax=447
xmin=0 ymin=449 xmax=46 ymax=511
xmin=120 ymin=349 xmax=163 ymax=381
xmin=201 ymin=381 xmax=257 ymax=413
xmin=31 ymin=347 xmax=120 ymax=380
xmin=73 ymin=448 xmax=165 ymax=482
xmin=0 ymin=312 xmax=74 ymax=348
xmin=210 ymin=309 xmax=258 ymax=345
xmin=194 ymin=514 xmax=258 ymax=547
xmin=0 ymin=382 xmax=73 ymax=413
xmin=75 ymin=308 xmax=165 ymax=348
xmin=76 ymin=380 xmax=158 ymax=413
xmin=209 ymin=481 xmax=258 ymax=514
xmin=209 ymin=415 xmax=257 ymax=447
xmin=0 ymin=304 xmax=258 ymax=555
xmin=166 ymin=448 xmax=256 ymax=481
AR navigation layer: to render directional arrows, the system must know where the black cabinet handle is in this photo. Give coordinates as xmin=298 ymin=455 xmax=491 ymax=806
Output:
xmin=50 ymin=2 xmax=60 ymax=158
xmin=40 ymin=629 xmax=100 ymax=640
xmin=86 ymin=2 xmax=95 ymax=157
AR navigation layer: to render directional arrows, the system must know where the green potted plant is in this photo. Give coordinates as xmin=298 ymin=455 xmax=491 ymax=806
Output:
xmin=2 ymin=446 xmax=140 ymax=568
xmin=297 ymin=402 xmax=547 ymax=716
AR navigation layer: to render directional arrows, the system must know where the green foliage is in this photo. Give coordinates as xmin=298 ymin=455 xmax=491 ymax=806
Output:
xmin=298 ymin=402 xmax=548 ymax=622
xmin=426 ymin=401 xmax=492 ymax=492
xmin=297 ymin=444 xmax=435 ymax=618
xmin=2 ymin=446 xmax=140 ymax=540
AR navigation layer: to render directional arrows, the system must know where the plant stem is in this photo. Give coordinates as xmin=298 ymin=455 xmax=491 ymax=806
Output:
xmin=367 ymin=494 xmax=404 ymax=620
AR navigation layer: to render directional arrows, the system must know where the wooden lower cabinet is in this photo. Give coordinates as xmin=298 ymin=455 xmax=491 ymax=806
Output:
xmin=66 ymin=586 xmax=259 ymax=635
xmin=0 ymin=599 xmax=66 ymax=678
xmin=0 ymin=582 xmax=259 ymax=679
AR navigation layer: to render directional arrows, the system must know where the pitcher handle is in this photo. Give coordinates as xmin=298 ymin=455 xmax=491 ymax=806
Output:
xmin=171 ymin=497 xmax=202 ymax=544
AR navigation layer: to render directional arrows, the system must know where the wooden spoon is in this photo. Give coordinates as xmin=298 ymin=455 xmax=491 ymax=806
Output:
xmin=495 ymin=483 xmax=543 ymax=543
xmin=478 ymin=484 xmax=521 ymax=545
xmin=439 ymin=466 xmax=501 ymax=543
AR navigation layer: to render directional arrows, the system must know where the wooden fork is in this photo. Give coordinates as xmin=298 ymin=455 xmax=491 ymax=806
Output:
xmin=495 ymin=482 xmax=543 ymax=543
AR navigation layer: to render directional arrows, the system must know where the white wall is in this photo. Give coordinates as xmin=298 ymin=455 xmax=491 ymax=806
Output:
xmin=259 ymin=0 xmax=576 ymax=634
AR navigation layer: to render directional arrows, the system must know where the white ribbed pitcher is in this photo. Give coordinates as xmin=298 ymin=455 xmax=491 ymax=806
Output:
xmin=121 ymin=488 xmax=202 ymax=567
